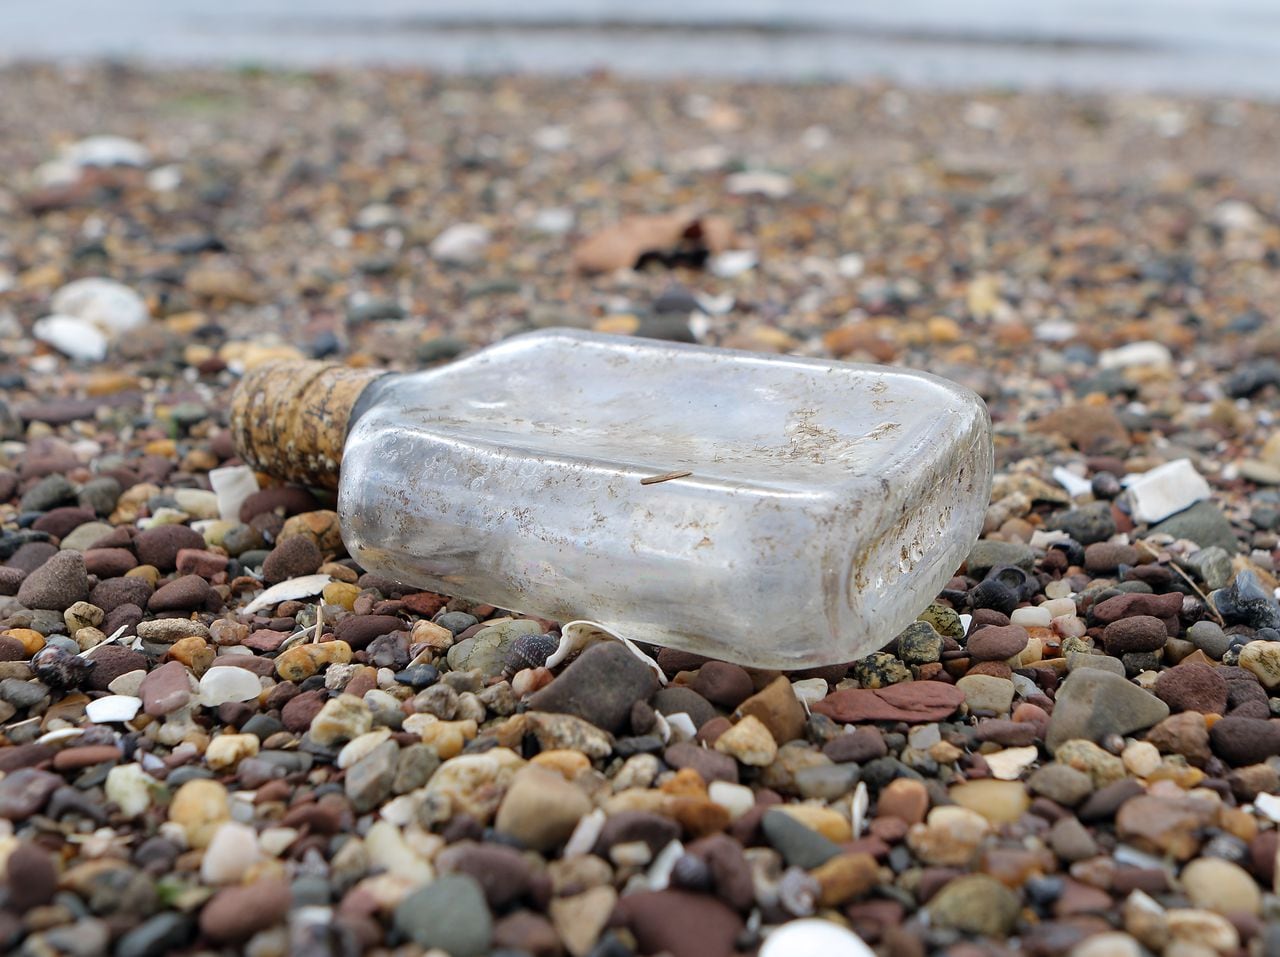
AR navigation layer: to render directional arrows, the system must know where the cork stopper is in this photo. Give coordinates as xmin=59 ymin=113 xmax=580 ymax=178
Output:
xmin=230 ymin=360 xmax=389 ymax=490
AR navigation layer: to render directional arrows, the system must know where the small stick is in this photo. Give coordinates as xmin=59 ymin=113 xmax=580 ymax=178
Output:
xmin=1136 ymin=539 xmax=1224 ymax=625
xmin=640 ymin=470 xmax=692 ymax=486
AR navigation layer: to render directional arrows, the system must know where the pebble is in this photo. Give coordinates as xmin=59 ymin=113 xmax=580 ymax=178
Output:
xmin=759 ymin=918 xmax=877 ymax=957
xmin=148 ymin=574 xmax=213 ymax=612
xmin=737 ymin=675 xmax=807 ymax=743
xmin=199 ymin=879 xmax=292 ymax=943
xmin=1152 ymin=661 xmax=1228 ymax=713
xmin=528 ymin=641 xmax=660 ymax=733
xmin=714 ymin=714 xmax=778 ymax=765
xmin=495 ymin=765 xmax=591 ymax=851
xmin=614 ymin=889 xmax=745 ymax=957
xmin=967 ymin=624 xmax=1029 ymax=661
xmin=956 ymin=674 xmax=1016 ymax=715
xmin=15 ymin=550 xmax=90 ymax=611
xmin=762 ymin=808 xmax=842 ymax=868
xmin=393 ymin=874 xmax=492 ymax=956
xmin=926 ymin=875 xmax=1022 ymax=936
xmin=138 ymin=660 xmax=195 ymax=716
xmin=1180 ymin=857 xmax=1261 ymax=916
xmin=200 ymin=821 xmax=261 ymax=884
xmin=813 ymin=681 xmax=965 ymax=723
xmin=1045 ymin=669 xmax=1170 ymax=752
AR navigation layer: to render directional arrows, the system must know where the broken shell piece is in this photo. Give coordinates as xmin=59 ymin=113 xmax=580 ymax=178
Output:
xmin=549 ymin=620 xmax=666 ymax=685
xmin=86 ymin=695 xmax=143 ymax=724
xmin=243 ymin=575 xmax=333 ymax=615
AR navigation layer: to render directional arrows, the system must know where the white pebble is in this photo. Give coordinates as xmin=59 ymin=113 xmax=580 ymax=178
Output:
xmin=63 ymin=135 xmax=150 ymax=169
xmin=725 ymin=170 xmax=793 ymax=198
xmin=173 ymin=488 xmax=220 ymax=521
xmin=201 ymin=821 xmax=261 ymax=884
xmin=1044 ymin=579 xmax=1074 ymax=600
xmin=33 ymin=315 xmax=108 ymax=362
xmin=1053 ymin=615 xmax=1088 ymax=639
xmin=1098 ymin=340 xmax=1173 ymax=370
xmin=104 ymin=764 xmax=156 ymax=819
xmin=51 ymin=277 xmax=149 ymax=335
xmin=563 ymin=808 xmax=606 ymax=858
xmin=665 ymin=711 xmax=697 ymax=742
xmin=1124 ymin=458 xmax=1211 ymax=524
xmin=1010 ymin=606 xmax=1052 ymax=628
xmin=790 ymin=678 xmax=828 ymax=709
xmin=336 ymin=728 xmax=393 ymax=770
xmin=86 ymin=695 xmax=142 ymax=724
xmin=1039 ymin=597 xmax=1076 ymax=618
xmin=709 ymin=250 xmax=757 ymax=278
xmin=430 ymin=223 xmax=490 ymax=264
xmin=531 ymin=207 xmax=574 ymax=235
xmin=708 ymin=781 xmax=755 ymax=821
xmin=760 ymin=918 xmax=876 ymax=957
xmin=258 ymin=827 xmax=300 ymax=857
xmin=209 ymin=465 xmax=260 ymax=522
xmin=646 ymin=839 xmax=685 ymax=890
xmin=198 ymin=667 xmax=264 ymax=707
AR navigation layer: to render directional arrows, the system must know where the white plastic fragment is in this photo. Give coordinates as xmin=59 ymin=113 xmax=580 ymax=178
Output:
xmin=760 ymin=918 xmax=877 ymax=957
xmin=1124 ymin=458 xmax=1211 ymax=523
xmin=1253 ymin=791 xmax=1280 ymax=823
xmin=242 ymin=575 xmax=333 ymax=615
xmin=1052 ymin=465 xmax=1094 ymax=498
xmin=1098 ymin=340 xmax=1173 ymax=370
xmin=209 ymin=464 xmax=260 ymax=522
xmin=86 ymin=695 xmax=142 ymax=724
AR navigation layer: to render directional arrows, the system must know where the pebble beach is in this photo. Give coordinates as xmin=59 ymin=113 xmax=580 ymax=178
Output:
xmin=3 ymin=61 xmax=1280 ymax=957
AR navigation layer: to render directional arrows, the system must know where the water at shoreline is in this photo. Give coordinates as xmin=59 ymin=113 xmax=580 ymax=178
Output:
xmin=5 ymin=0 xmax=1280 ymax=97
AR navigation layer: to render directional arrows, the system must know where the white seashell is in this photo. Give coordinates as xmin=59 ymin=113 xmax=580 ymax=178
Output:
xmin=983 ymin=746 xmax=1040 ymax=781
xmin=33 ymin=315 xmax=108 ymax=362
xmin=243 ymin=575 xmax=333 ymax=615
xmin=550 ymin=621 xmax=666 ymax=685
xmin=51 ymin=277 xmax=148 ymax=335
xmin=86 ymin=695 xmax=142 ymax=724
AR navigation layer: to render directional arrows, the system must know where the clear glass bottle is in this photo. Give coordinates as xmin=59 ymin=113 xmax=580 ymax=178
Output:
xmin=320 ymin=329 xmax=993 ymax=669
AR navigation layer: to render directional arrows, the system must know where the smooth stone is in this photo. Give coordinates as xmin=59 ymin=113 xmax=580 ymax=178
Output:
xmin=393 ymin=874 xmax=492 ymax=957
xmin=527 ymin=642 xmax=659 ymax=734
xmin=1046 ymin=669 xmax=1170 ymax=753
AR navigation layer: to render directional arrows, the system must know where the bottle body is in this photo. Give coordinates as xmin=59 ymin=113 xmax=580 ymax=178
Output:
xmin=339 ymin=329 xmax=993 ymax=669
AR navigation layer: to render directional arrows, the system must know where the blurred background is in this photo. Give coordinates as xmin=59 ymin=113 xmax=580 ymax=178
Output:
xmin=6 ymin=0 xmax=1280 ymax=96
